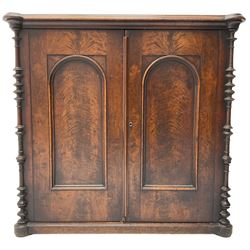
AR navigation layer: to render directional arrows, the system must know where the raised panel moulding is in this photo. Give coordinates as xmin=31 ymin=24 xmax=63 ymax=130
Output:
xmin=48 ymin=55 xmax=107 ymax=190
xmin=141 ymin=55 xmax=200 ymax=190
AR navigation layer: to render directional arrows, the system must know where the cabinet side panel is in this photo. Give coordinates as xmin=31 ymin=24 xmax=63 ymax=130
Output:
xmin=22 ymin=30 xmax=34 ymax=220
xmin=213 ymin=30 xmax=226 ymax=222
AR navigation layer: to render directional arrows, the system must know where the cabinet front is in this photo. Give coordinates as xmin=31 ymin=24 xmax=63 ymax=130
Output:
xmin=24 ymin=28 xmax=225 ymax=224
xmin=25 ymin=30 xmax=125 ymax=222
xmin=5 ymin=13 xmax=244 ymax=236
xmin=127 ymin=30 xmax=225 ymax=222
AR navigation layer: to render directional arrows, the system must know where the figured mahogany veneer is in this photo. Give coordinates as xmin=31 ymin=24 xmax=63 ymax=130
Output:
xmin=4 ymin=13 xmax=244 ymax=237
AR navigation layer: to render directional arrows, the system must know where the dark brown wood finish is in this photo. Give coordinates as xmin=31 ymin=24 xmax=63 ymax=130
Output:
xmin=4 ymin=13 xmax=244 ymax=237
xmin=29 ymin=29 xmax=124 ymax=222
xmin=127 ymin=29 xmax=234 ymax=224
xmin=9 ymin=14 xmax=28 ymax=237
xmin=218 ymin=20 xmax=240 ymax=235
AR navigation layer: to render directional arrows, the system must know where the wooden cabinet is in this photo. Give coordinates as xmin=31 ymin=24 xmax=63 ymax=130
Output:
xmin=4 ymin=13 xmax=244 ymax=237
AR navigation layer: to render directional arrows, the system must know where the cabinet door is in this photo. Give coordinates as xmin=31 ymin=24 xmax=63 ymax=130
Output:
xmin=25 ymin=30 xmax=124 ymax=222
xmin=127 ymin=30 xmax=225 ymax=222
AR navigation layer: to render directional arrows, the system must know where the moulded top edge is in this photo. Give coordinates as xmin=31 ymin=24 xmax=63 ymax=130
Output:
xmin=3 ymin=12 xmax=246 ymax=22
xmin=3 ymin=13 xmax=245 ymax=29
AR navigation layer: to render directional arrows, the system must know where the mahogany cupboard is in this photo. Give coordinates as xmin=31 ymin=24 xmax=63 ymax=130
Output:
xmin=4 ymin=13 xmax=244 ymax=237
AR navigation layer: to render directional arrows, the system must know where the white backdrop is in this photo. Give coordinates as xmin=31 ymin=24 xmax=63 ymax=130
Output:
xmin=0 ymin=1 xmax=249 ymax=249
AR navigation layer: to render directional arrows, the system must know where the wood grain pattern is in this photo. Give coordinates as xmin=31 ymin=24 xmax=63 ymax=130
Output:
xmin=28 ymin=30 xmax=124 ymax=223
xmin=127 ymin=30 xmax=221 ymax=223
xmin=4 ymin=13 xmax=246 ymax=30
xmin=3 ymin=14 xmax=244 ymax=237
xmin=49 ymin=55 xmax=106 ymax=189
xmin=142 ymin=31 xmax=204 ymax=55
xmin=4 ymin=13 xmax=246 ymax=21
xmin=142 ymin=55 xmax=199 ymax=190
xmin=25 ymin=222 xmax=226 ymax=235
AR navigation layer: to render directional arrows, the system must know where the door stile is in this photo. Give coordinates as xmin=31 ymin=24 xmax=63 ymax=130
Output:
xmin=122 ymin=30 xmax=129 ymax=222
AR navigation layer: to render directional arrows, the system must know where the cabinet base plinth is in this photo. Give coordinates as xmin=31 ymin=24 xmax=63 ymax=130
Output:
xmin=214 ymin=224 xmax=232 ymax=237
xmin=15 ymin=222 xmax=231 ymax=237
xmin=14 ymin=223 xmax=30 ymax=237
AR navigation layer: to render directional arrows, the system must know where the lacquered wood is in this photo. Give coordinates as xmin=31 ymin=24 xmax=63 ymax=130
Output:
xmin=4 ymin=13 xmax=244 ymax=237
xmin=3 ymin=13 xmax=245 ymax=29
xmin=24 ymin=222 xmax=229 ymax=236
xmin=49 ymin=55 xmax=106 ymax=189
xmin=141 ymin=55 xmax=199 ymax=190
xmin=127 ymin=30 xmax=220 ymax=223
xmin=21 ymin=29 xmax=124 ymax=223
xmin=3 ymin=13 xmax=245 ymax=20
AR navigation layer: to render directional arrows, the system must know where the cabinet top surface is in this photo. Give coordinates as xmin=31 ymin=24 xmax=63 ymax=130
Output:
xmin=3 ymin=13 xmax=245 ymax=21
xmin=4 ymin=13 xmax=245 ymax=29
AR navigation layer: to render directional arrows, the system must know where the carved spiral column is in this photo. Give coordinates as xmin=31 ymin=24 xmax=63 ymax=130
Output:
xmin=219 ymin=22 xmax=239 ymax=229
xmin=7 ymin=16 xmax=28 ymax=226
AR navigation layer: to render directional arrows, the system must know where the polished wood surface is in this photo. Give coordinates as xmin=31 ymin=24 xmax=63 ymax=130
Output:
xmin=4 ymin=13 xmax=244 ymax=237
xmin=4 ymin=13 xmax=245 ymax=29
xmin=127 ymin=30 xmax=221 ymax=222
xmin=4 ymin=12 xmax=245 ymax=21
xmin=50 ymin=56 xmax=106 ymax=188
xmin=27 ymin=30 xmax=124 ymax=222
